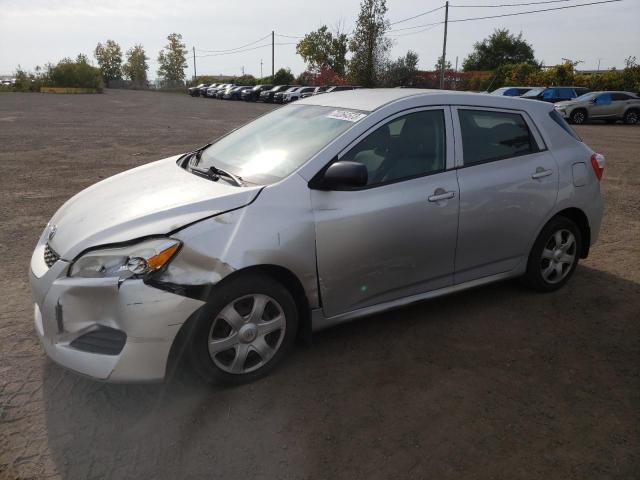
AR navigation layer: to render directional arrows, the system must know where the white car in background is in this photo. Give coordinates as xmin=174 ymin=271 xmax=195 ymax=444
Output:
xmin=284 ymin=86 xmax=317 ymax=103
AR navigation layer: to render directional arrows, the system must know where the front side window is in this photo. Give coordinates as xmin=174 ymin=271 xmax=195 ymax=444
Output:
xmin=340 ymin=110 xmax=446 ymax=186
xmin=558 ymin=88 xmax=575 ymax=98
xmin=196 ymin=105 xmax=364 ymax=184
xmin=459 ymin=109 xmax=538 ymax=166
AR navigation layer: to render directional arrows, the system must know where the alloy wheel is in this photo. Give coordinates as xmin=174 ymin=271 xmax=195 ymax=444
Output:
xmin=572 ymin=111 xmax=586 ymax=124
xmin=208 ymin=294 xmax=286 ymax=374
xmin=540 ymin=229 xmax=577 ymax=284
xmin=625 ymin=111 xmax=638 ymax=124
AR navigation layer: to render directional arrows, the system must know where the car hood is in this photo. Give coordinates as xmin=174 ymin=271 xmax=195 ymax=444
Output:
xmin=47 ymin=155 xmax=262 ymax=260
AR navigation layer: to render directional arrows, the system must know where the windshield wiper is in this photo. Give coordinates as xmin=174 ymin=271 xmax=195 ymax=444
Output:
xmin=190 ymin=165 xmax=245 ymax=187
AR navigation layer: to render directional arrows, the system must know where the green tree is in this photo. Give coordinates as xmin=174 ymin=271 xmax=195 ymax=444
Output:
xmin=348 ymin=0 xmax=392 ymax=87
xmin=123 ymin=44 xmax=149 ymax=86
xmin=272 ymin=68 xmax=295 ymax=85
xmin=94 ymin=39 xmax=123 ymax=81
xmin=297 ymin=25 xmax=348 ymax=75
xmin=462 ymin=29 xmax=536 ymax=71
xmin=382 ymin=50 xmax=419 ymax=87
xmin=157 ymin=33 xmax=188 ymax=86
xmin=435 ymin=55 xmax=452 ymax=71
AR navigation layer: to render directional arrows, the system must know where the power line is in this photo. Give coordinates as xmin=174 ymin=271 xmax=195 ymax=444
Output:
xmin=451 ymin=0 xmax=574 ymax=7
xmin=196 ymin=43 xmax=296 ymax=58
xmin=274 ymin=32 xmax=304 ymax=39
xmin=196 ymin=33 xmax=271 ymax=53
xmin=390 ymin=5 xmax=445 ymax=25
xmin=448 ymin=0 xmax=622 ymax=22
xmin=387 ymin=0 xmax=620 ymax=32
xmin=388 ymin=24 xmax=440 ymax=37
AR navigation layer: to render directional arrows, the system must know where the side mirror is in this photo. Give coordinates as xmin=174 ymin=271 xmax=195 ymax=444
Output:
xmin=312 ymin=161 xmax=368 ymax=190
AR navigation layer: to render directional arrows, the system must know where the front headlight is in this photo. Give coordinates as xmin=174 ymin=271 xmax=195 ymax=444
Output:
xmin=69 ymin=238 xmax=181 ymax=279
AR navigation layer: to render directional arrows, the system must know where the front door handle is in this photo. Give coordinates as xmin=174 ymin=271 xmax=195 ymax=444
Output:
xmin=428 ymin=190 xmax=456 ymax=202
xmin=532 ymin=168 xmax=553 ymax=179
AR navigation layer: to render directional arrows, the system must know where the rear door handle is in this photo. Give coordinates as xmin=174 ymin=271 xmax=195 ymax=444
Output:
xmin=532 ymin=168 xmax=553 ymax=179
xmin=428 ymin=190 xmax=456 ymax=202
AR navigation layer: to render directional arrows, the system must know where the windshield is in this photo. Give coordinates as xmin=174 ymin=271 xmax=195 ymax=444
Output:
xmin=522 ymin=88 xmax=544 ymax=97
xmin=490 ymin=88 xmax=508 ymax=95
xmin=196 ymin=105 xmax=365 ymax=184
xmin=575 ymin=92 xmax=597 ymax=101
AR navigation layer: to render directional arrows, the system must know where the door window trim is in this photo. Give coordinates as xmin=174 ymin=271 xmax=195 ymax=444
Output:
xmin=310 ymin=105 xmax=454 ymax=191
xmin=451 ymin=105 xmax=547 ymax=169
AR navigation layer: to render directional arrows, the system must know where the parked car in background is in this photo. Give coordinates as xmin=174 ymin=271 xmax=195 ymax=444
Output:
xmin=216 ymin=85 xmax=237 ymax=99
xmin=31 ymin=89 xmax=604 ymax=385
xmin=260 ymin=85 xmax=295 ymax=103
xmin=199 ymin=84 xmax=214 ymax=97
xmin=554 ymin=91 xmax=640 ymax=124
xmin=304 ymin=86 xmax=328 ymax=98
xmin=522 ymin=86 xmax=590 ymax=103
xmin=490 ymin=86 xmax=533 ymax=97
xmin=241 ymin=84 xmax=273 ymax=101
xmin=206 ymin=84 xmax=229 ymax=98
xmin=274 ymin=87 xmax=301 ymax=104
xmin=188 ymin=83 xmax=210 ymax=97
xmin=224 ymin=86 xmax=252 ymax=100
xmin=284 ymin=86 xmax=316 ymax=102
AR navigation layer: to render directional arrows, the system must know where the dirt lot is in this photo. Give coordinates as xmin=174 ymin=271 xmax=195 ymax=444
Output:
xmin=0 ymin=89 xmax=638 ymax=479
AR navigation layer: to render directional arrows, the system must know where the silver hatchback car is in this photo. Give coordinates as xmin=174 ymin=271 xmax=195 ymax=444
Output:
xmin=30 ymin=90 xmax=605 ymax=384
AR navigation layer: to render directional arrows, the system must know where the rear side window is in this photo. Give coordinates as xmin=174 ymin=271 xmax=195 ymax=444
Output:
xmin=458 ymin=109 xmax=538 ymax=166
xmin=612 ymin=93 xmax=632 ymax=101
xmin=549 ymin=110 xmax=582 ymax=142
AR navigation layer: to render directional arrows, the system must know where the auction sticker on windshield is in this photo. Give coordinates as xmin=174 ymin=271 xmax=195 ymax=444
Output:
xmin=327 ymin=110 xmax=367 ymax=122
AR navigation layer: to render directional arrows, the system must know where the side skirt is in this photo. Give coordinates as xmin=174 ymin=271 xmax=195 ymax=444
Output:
xmin=310 ymin=271 xmax=516 ymax=332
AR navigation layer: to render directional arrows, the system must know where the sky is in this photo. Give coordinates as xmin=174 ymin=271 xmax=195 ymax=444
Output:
xmin=0 ymin=0 xmax=638 ymax=79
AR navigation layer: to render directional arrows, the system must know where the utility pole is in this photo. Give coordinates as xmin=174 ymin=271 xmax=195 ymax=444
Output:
xmin=192 ymin=46 xmax=197 ymax=83
xmin=242 ymin=66 xmax=245 ymax=76
xmin=271 ymin=31 xmax=275 ymax=77
xmin=454 ymin=55 xmax=458 ymax=90
xmin=597 ymin=58 xmax=602 ymax=71
xmin=260 ymin=58 xmax=263 ymax=79
xmin=439 ymin=1 xmax=449 ymax=90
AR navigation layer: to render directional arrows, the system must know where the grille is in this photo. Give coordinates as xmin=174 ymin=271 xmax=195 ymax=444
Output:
xmin=44 ymin=243 xmax=60 ymax=268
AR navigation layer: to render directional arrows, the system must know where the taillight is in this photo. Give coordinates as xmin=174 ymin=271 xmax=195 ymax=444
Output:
xmin=591 ymin=153 xmax=605 ymax=180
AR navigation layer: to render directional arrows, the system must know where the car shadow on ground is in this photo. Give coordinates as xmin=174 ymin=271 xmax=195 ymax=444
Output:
xmin=41 ymin=265 xmax=639 ymax=479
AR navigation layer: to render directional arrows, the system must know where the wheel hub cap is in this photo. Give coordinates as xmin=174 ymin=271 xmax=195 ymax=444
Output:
xmin=239 ymin=324 xmax=258 ymax=343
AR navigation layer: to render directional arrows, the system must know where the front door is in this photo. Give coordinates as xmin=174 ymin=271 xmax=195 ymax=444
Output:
xmin=311 ymin=108 xmax=459 ymax=318
xmin=453 ymin=107 xmax=559 ymax=283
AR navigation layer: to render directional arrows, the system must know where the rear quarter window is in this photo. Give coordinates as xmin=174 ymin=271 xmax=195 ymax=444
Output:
xmin=549 ymin=110 xmax=582 ymax=142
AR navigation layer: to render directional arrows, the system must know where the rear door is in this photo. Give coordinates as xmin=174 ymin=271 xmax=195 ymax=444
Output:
xmin=452 ymin=107 xmax=558 ymax=283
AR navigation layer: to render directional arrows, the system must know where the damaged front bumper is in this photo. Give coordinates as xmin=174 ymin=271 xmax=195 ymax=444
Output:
xmin=29 ymin=243 xmax=204 ymax=382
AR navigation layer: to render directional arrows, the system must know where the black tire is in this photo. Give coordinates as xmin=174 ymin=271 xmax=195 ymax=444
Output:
xmin=187 ymin=272 xmax=298 ymax=385
xmin=570 ymin=109 xmax=587 ymax=125
xmin=623 ymin=109 xmax=639 ymax=125
xmin=522 ymin=216 xmax=582 ymax=292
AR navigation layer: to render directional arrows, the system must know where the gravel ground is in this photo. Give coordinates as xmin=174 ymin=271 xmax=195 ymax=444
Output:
xmin=0 ymin=89 xmax=638 ymax=479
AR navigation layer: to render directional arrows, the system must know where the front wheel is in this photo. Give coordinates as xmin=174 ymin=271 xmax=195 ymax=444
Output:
xmin=570 ymin=109 xmax=587 ymax=125
xmin=187 ymin=273 xmax=298 ymax=385
xmin=523 ymin=216 xmax=581 ymax=292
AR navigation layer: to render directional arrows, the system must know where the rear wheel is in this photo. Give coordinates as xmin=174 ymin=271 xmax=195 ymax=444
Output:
xmin=570 ymin=109 xmax=587 ymax=125
xmin=623 ymin=109 xmax=639 ymax=125
xmin=187 ymin=273 xmax=298 ymax=385
xmin=523 ymin=216 xmax=581 ymax=292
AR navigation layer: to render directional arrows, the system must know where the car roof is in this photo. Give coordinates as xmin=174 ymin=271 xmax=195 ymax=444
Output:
xmin=296 ymin=88 xmax=556 ymax=113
